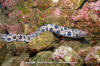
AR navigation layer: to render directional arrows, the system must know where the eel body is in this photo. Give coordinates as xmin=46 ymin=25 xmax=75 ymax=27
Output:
xmin=0 ymin=24 xmax=86 ymax=42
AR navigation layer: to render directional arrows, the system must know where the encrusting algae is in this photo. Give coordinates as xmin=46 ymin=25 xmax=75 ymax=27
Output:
xmin=0 ymin=0 xmax=100 ymax=66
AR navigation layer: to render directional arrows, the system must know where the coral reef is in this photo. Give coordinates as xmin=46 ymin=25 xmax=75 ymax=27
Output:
xmin=89 ymin=0 xmax=100 ymax=22
xmin=0 ymin=0 xmax=100 ymax=65
xmin=79 ymin=46 xmax=100 ymax=64
xmin=6 ymin=23 xmax=24 ymax=34
xmin=71 ymin=0 xmax=100 ymax=22
xmin=52 ymin=46 xmax=80 ymax=65
xmin=89 ymin=0 xmax=100 ymax=11
xmin=71 ymin=3 xmax=90 ymax=21
xmin=1 ymin=0 xmax=18 ymax=8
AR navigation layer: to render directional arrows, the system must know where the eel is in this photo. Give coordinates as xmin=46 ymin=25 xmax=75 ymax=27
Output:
xmin=0 ymin=24 xmax=86 ymax=42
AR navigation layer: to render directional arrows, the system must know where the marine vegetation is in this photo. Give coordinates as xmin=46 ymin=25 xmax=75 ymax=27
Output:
xmin=0 ymin=0 xmax=100 ymax=66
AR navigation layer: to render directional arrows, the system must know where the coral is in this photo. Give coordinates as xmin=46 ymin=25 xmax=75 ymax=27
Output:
xmin=71 ymin=0 xmax=100 ymax=21
xmin=89 ymin=0 xmax=100 ymax=11
xmin=89 ymin=0 xmax=100 ymax=22
xmin=71 ymin=3 xmax=90 ymax=21
xmin=71 ymin=1 xmax=100 ymax=39
xmin=0 ymin=0 xmax=100 ymax=65
xmin=40 ymin=7 xmax=62 ymax=21
xmin=52 ymin=8 xmax=62 ymax=17
xmin=52 ymin=46 xmax=80 ymax=65
xmin=2 ymin=0 xmax=18 ymax=8
xmin=79 ymin=46 xmax=100 ymax=64
xmin=0 ymin=22 xmax=24 ymax=34
xmin=6 ymin=23 xmax=24 ymax=34
xmin=8 ymin=10 xmax=23 ymax=19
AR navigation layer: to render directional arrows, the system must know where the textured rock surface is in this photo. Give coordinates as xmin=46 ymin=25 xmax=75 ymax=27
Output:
xmin=52 ymin=46 xmax=81 ymax=65
xmin=2 ymin=53 xmax=29 ymax=66
xmin=0 ymin=41 xmax=7 ymax=66
xmin=0 ymin=0 xmax=100 ymax=65
xmin=28 ymin=31 xmax=54 ymax=51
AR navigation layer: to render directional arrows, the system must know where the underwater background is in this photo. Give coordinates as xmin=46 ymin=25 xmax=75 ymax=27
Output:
xmin=0 ymin=0 xmax=100 ymax=66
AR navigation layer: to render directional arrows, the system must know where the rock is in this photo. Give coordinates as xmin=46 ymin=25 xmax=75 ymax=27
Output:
xmin=2 ymin=53 xmax=29 ymax=66
xmin=52 ymin=0 xmax=59 ymax=3
xmin=28 ymin=31 xmax=54 ymax=51
xmin=29 ymin=51 xmax=53 ymax=66
xmin=32 ymin=0 xmax=53 ymax=10
xmin=71 ymin=0 xmax=84 ymax=9
xmin=34 ymin=51 xmax=53 ymax=61
xmin=0 ymin=41 xmax=7 ymax=65
xmin=6 ymin=41 xmax=27 ymax=56
xmin=79 ymin=46 xmax=100 ymax=64
xmin=58 ymin=0 xmax=84 ymax=9
xmin=52 ymin=46 xmax=80 ymax=65
xmin=1 ymin=57 xmax=15 ymax=66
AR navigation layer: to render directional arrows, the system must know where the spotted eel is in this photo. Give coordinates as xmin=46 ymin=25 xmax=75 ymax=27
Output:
xmin=0 ymin=24 xmax=86 ymax=42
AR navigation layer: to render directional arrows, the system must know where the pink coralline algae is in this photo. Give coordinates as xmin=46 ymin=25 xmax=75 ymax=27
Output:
xmin=84 ymin=48 xmax=98 ymax=63
xmin=2 ymin=0 xmax=17 ymax=8
xmin=60 ymin=0 xmax=74 ymax=9
xmin=89 ymin=0 xmax=100 ymax=11
xmin=49 ymin=8 xmax=62 ymax=18
xmin=6 ymin=23 xmax=21 ymax=34
xmin=72 ymin=0 xmax=100 ymax=21
xmin=8 ymin=10 xmax=22 ymax=18
xmin=89 ymin=0 xmax=100 ymax=21
xmin=79 ymin=46 xmax=100 ymax=63
xmin=53 ymin=8 xmax=61 ymax=17
xmin=52 ymin=46 xmax=78 ymax=65
xmin=71 ymin=3 xmax=90 ymax=21
xmin=0 ymin=24 xmax=7 ymax=32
